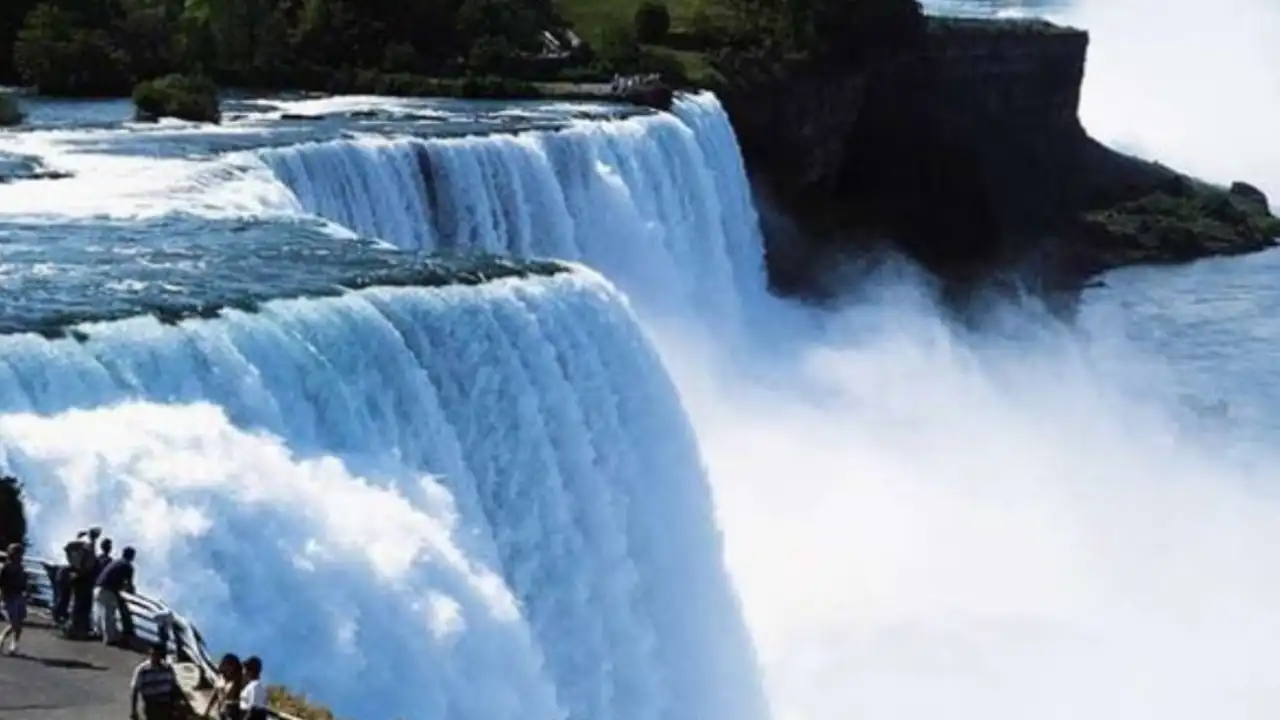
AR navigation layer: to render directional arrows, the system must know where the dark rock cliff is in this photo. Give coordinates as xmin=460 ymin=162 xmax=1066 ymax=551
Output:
xmin=716 ymin=17 xmax=1280 ymax=298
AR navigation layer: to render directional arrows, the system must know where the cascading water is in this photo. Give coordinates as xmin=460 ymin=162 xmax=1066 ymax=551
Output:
xmin=255 ymin=95 xmax=765 ymax=330
xmin=0 ymin=271 xmax=766 ymax=720
xmin=0 ymin=93 xmax=776 ymax=720
xmin=11 ymin=23 xmax=1277 ymax=716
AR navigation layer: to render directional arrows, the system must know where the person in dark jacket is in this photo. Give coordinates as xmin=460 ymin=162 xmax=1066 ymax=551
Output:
xmin=95 ymin=546 xmax=136 ymax=646
xmin=53 ymin=530 xmax=89 ymax=625
xmin=0 ymin=543 xmax=27 ymax=656
xmin=66 ymin=527 xmax=101 ymax=639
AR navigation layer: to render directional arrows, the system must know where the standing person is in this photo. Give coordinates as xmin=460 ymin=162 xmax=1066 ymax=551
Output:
xmin=54 ymin=530 xmax=89 ymax=625
xmin=0 ymin=543 xmax=27 ymax=656
xmin=91 ymin=538 xmax=114 ymax=638
xmin=67 ymin=529 xmax=101 ymax=639
xmin=95 ymin=538 xmax=114 ymax=574
xmin=95 ymin=546 xmax=137 ymax=646
xmin=239 ymin=656 xmax=269 ymax=720
xmin=130 ymin=642 xmax=179 ymax=720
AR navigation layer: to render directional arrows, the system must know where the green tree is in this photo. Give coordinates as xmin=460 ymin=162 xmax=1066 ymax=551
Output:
xmin=596 ymin=21 xmax=639 ymax=70
xmin=633 ymin=1 xmax=670 ymax=44
xmin=457 ymin=0 xmax=538 ymax=50
xmin=113 ymin=0 xmax=180 ymax=81
xmin=468 ymin=35 xmax=515 ymax=75
xmin=0 ymin=0 xmax=42 ymax=81
xmin=13 ymin=3 xmax=132 ymax=96
xmin=0 ymin=476 xmax=28 ymax=551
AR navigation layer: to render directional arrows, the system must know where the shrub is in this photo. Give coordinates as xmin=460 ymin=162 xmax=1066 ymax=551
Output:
xmin=689 ymin=9 xmax=719 ymax=46
xmin=13 ymin=4 xmax=132 ymax=97
xmin=634 ymin=1 xmax=672 ymax=44
xmin=468 ymin=35 xmax=516 ymax=75
xmin=0 ymin=476 xmax=27 ymax=550
xmin=382 ymin=42 xmax=420 ymax=74
xmin=0 ymin=94 xmax=23 ymax=127
xmin=132 ymin=73 xmax=220 ymax=123
xmin=597 ymin=22 xmax=641 ymax=68
xmin=268 ymin=685 xmax=340 ymax=720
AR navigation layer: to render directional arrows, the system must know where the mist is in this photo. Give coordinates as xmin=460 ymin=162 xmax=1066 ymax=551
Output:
xmin=651 ymin=262 xmax=1280 ymax=718
xmin=1066 ymin=0 xmax=1280 ymax=199
xmin=652 ymin=0 xmax=1280 ymax=716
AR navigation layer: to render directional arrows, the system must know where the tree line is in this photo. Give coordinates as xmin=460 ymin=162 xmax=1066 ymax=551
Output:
xmin=0 ymin=0 xmax=560 ymax=95
xmin=0 ymin=0 xmax=924 ymax=97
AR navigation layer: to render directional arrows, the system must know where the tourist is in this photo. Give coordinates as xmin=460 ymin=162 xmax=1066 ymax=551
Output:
xmin=66 ymin=528 xmax=101 ymax=639
xmin=96 ymin=537 xmax=115 ymax=572
xmin=91 ymin=537 xmax=115 ymax=636
xmin=205 ymin=652 xmax=246 ymax=720
xmin=240 ymin=655 xmax=269 ymax=720
xmin=0 ymin=543 xmax=27 ymax=656
xmin=130 ymin=642 xmax=179 ymax=720
xmin=53 ymin=529 xmax=89 ymax=625
xmin=95 ymin=546 xmax=137 ymax=646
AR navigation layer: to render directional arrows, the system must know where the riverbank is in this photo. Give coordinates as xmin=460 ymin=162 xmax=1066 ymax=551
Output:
xmin=715 ymin=15 xmax=1280 ymax=298
xmin=3 ymin=4 xmax=1275 ymax=301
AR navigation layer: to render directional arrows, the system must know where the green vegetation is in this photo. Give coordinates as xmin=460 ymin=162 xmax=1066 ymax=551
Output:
xmin=1082 ymin=184 xmax=1280 ymax=266
xmin=0 ymin=475 xmax=27 ymax=550
xmin=0 ymin=91 xmax=21 ymax=126
xmin=0 ymin=0 xmax=921 ymax=98
xmin=633 ymin=1 xmax=671 ymax=44
xmin=268 ymin=685 xmax=342 ymax=720
xmin=133 ymin=73 xmax=219 ymax=122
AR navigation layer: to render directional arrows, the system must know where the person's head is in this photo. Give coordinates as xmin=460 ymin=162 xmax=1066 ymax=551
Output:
xmin=218 ymin=653 xmax=243 ymax=680
xmin=87 ymin=527 xmax=101 ymax=541
xmin=5 ymin=543 xmax=21 ymax=560
xmin=76 ymin=530 xmax=87 ymax=540
xmin=243 ymin=656 xmax=262 ymax=680
xmin=149 ymin=642 xmax=166 ymax=664
xmin=122 ymin=546 xmax=136 ymax=562
xmin=99 ymin=538 xmax=112 ymax=555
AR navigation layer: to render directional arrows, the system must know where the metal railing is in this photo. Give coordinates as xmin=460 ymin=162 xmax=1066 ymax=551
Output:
xmin=1 ymin=550 xmax=303 ymax=720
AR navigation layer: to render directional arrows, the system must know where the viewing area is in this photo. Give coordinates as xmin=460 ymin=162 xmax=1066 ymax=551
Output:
xmin=0 ymin=546 xmax=304 ymax=720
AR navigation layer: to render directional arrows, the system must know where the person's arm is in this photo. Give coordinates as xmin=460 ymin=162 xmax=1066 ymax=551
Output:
xmin=124 ymin=565 xmax=135 ymax=594
xmin=129 ymin=666 xmax=141 ymax=719
xmin=203 ymin=683 xmax=221 ymax=717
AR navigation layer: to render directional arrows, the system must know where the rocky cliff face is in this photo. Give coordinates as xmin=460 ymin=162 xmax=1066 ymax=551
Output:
xmin=718 ymin=17 xmax=1279 ymax=298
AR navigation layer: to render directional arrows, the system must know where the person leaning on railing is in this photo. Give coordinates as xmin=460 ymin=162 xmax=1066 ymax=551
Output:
xmin=96 ymin=546 xmax=138 ymax=646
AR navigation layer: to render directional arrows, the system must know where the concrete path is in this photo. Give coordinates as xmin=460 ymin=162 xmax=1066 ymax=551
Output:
xmin=0 ymin=612 xmax=140 ymax=720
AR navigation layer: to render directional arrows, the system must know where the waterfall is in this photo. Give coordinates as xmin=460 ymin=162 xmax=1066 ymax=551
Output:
xmin=0 ymin=270 xmax=766 ymax=720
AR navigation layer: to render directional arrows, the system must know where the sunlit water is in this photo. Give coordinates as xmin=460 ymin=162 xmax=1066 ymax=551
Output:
xmin=1 ymin=1 xmax=1279 ymax=718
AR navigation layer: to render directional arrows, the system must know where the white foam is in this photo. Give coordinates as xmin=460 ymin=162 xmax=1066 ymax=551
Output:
xmin=0 ymin=270 xmax=764 ymax=720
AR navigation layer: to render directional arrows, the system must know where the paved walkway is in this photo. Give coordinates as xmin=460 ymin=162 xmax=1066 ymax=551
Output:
xmin=0 ymin=612 xmax=140 ymax=720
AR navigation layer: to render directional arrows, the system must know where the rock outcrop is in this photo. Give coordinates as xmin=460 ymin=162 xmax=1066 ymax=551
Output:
xmin=716 ymin=16 xmax=1280 ymax=298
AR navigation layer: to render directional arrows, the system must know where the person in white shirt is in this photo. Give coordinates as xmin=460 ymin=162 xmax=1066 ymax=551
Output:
xmin=239 ymin=655 xmax=269 ymax=720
